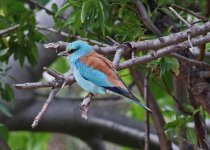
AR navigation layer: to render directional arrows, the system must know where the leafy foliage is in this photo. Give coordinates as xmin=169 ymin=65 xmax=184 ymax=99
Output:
xmin=8 ymin=132 xmax=50 ymax=150
xmin=0 ymin=0 xmax=44 ymax=66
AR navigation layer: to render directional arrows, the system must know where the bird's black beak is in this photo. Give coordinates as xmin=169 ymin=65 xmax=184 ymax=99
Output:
xmin=57 ymin=51 xmax=68 ymax=56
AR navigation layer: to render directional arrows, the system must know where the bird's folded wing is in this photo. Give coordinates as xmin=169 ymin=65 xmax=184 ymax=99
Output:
xmin=75 ymin=51 xmax=127 ymax=89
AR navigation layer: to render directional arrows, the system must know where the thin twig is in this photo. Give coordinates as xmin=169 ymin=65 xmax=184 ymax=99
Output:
xmin=0 ymin=24 xmax=20 ymax=37
xmin=170 ymin=53 xmax=210 ymax=70
xmin=171 ymin=4 xmax=208 ymax=21
xmin=37 ymin=25 xmax=108 ymax=47
xmin=169 ymin=7 xmax=191 ymax=27
xmin=144 ymin=73 xmax=150 ymax=150
xmin=28 ymin=0 xmax=65 ymax=20
xmin=43 ymin=67 xmax=63 ymax=79
xmin=14 ymin=68 xmax=75 ymax=89
xmin=162 ymin=76 xmax=192 ymax=115
xmin=31 ymin=88 xmax=60 ymax=128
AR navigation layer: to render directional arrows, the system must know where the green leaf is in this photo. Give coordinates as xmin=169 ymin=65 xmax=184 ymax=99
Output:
xmin=50 ymin=57 xmax=69 ymax=73
xmin=81 ymin=1 xmax=91 ymax=23
xmin=51 ymin=3 xmax=58 ymax=13
xmin=160 ymin=56 xmax=180 ymax=76
xmin=0 ymin=48 xmax=9 ymax=56
xmin=164 ymin=116 xmax=192 ymax=130
xmin=0 ymin=123 xmax=9 ymax=141
xmin=55 ymin=3 xmax=71 ymax=17
xmin=0 ymin=103 xmax=12 ymax=117
xmin=0 ymin=83 xmax=14 ymax=102
xmin=186 ymin=128 xmax=197 ymax=145
xmin=97 ymin=0 xmax=105 ymax=35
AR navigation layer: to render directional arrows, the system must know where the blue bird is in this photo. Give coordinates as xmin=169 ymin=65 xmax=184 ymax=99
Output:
xmin=58 ymin=40 xmax=151 ymax=112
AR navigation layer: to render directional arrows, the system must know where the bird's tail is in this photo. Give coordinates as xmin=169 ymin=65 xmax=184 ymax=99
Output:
xmin=105 ymin=86 xmax=152 ymax=112
xmin=130 ymin=96 xmax=152 ymax=112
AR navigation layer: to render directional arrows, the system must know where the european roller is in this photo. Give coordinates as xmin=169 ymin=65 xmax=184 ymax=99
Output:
xmin=58 ymin=40 xmax=151 ymax=112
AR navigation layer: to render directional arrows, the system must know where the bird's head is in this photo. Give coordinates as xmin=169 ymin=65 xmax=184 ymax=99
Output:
xmin=57 ymin=40 xmax=93 ymax=58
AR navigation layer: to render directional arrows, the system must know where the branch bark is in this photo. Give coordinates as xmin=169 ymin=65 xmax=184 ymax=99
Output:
xmin=44 ymin=21 xmax=210 ymax=56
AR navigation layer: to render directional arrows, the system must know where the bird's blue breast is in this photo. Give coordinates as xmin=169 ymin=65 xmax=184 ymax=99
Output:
xmin=71 ymin=60 xmax=108 ymax=94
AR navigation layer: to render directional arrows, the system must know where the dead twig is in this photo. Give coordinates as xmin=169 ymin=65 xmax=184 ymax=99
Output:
xmin=31 ymin=88 xmax=60 ymax=128
xmin=38 ymin=25 xmax=108 ymax=47
xmin=170 ymin=53 xmax=210 ymax=70
xmin=171 ymin=4 xmax=208 ymax=22
xmin=169 ymin=7 xmax=191 ymax=27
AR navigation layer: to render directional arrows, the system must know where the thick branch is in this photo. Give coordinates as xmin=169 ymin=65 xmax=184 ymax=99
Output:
xmin=44 ymin=21 xmax=210 ymax=56
xmin=118 ymin=34 xmax=210 ymax=69
xmin=1 ymin=99 xmax=163 ymax=149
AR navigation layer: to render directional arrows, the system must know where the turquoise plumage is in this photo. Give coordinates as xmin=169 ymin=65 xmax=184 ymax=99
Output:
xmin=58 ymin=40 xmax=151 ymax=112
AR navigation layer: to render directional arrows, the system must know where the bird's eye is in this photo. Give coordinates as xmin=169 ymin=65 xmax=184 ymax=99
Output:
xmin=68 ymin=48 xmax=78 ymax=54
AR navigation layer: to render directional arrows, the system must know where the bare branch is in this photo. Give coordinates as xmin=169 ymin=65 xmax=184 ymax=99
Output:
xmin=43 ymin=67 xmax=63 ymax=79
xmin=118 ymin=34 xmax=210 ymax=70
xmin=44 ymin=21 xmax=210 ymax=55
xmin=28 ymin=0 xmax=65 ymax=20
xmin=14 ymin=68 xmax=75 ymax=90
xmin=169 ymin=7 xmax=191 ymax=27
xmin=170 ymin=53 xmax=210 ymax=69
xmin=171 ymin=4 xmax=208 ymax=22
xmin=31 ymin=88 xmax=60 ymax=128
xmin=37 ymin=25 xmax=109 ymax=47
xmin=0 ymin=24 xmax=19 ymax=37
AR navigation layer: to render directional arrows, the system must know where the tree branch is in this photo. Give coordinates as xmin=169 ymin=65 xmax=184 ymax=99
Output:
xmin=28 ymin=0 xmax=65 ymax=20
xmin=170 ymin=53 xmax=210 ymax=69
xmin=1 ymin=98 xmax=164 ymax=149
xmin=118 ymin=34 xmax=210 ymax=70
xmin=31 ymin=88 xmax=60 ymax=128
xmin=0 ymin=24 xmax=20 ymax=37
xmin=132 ymin=0 xmax=162 ymax=36
xmin=37 ymin=25 xmax=109 ymax=47
xmin=44 ymin=21 xmax=210 ymax=55
xmin=171 ymin=4 xmax=208 ymax=21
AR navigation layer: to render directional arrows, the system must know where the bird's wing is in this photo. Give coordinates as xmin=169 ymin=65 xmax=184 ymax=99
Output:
xmin=75 ymin=51 xmax=151 ymax=111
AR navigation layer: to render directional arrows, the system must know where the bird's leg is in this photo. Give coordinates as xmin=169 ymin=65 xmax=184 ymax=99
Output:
xmin=80 ymin=92 xmax=94 ymax=119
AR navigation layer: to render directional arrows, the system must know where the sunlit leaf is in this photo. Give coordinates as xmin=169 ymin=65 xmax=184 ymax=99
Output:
xmin=55 ymin=2 xmax=71 ymax=17
xmin=0 ymin=123 xmax=9 ymax=141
